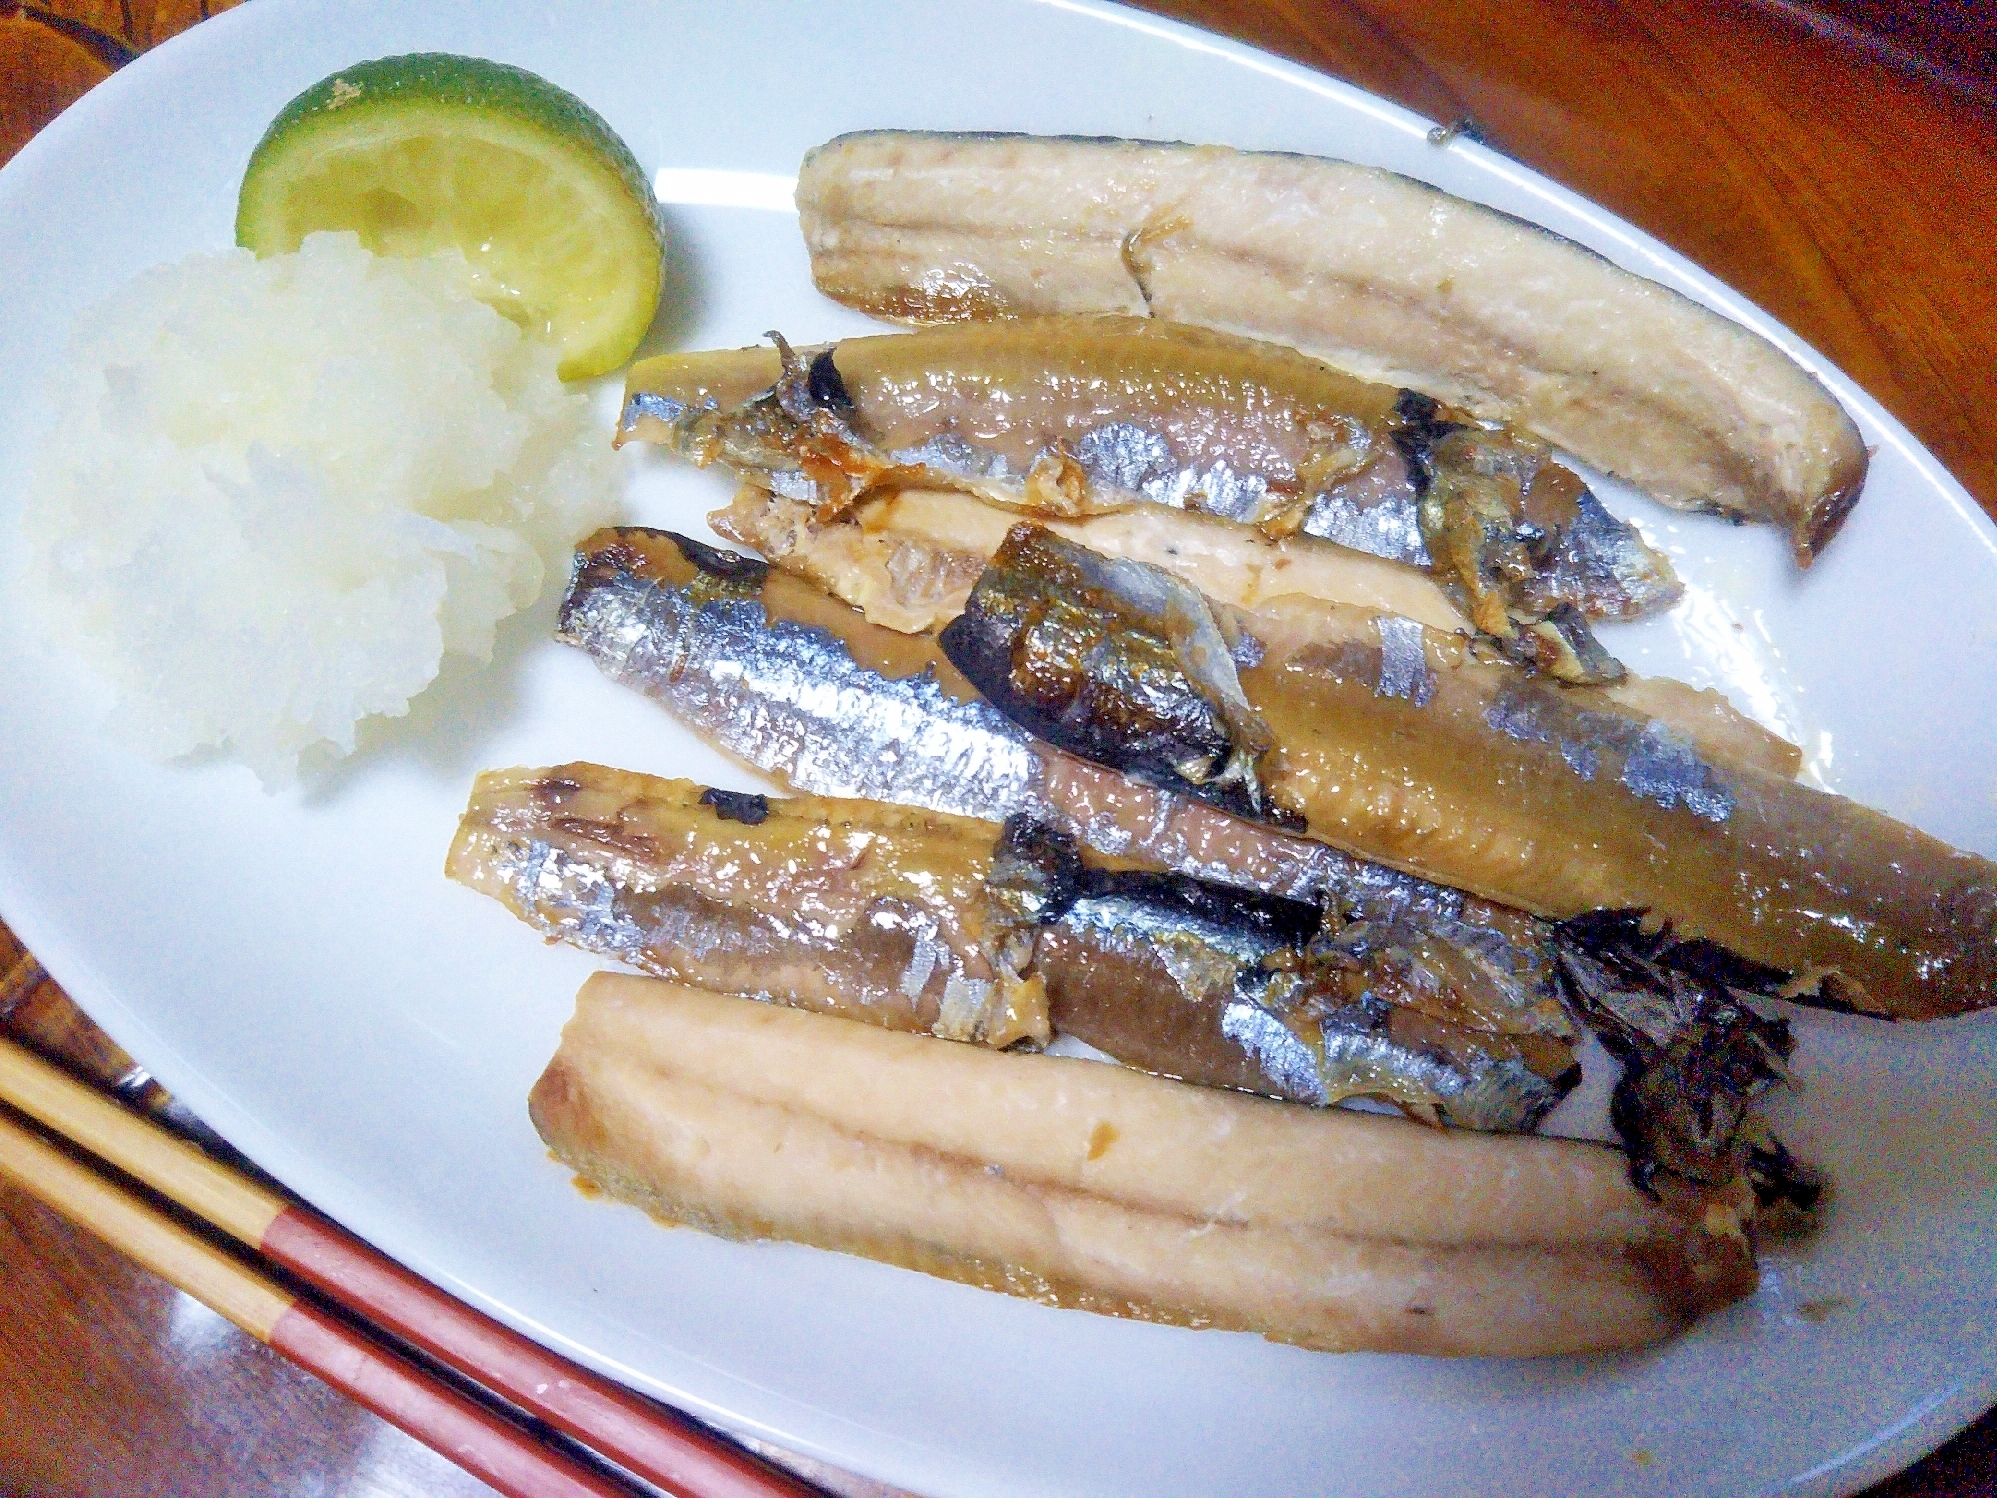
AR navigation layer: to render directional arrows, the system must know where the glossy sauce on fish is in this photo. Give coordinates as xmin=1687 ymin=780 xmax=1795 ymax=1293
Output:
xmin=621 ymin=318 xmax=1682 ymax=679
xmin=541 ymin=529 xmax=1825 ymax=1199
xmin=454 ymin=764 xmax=1579 ymax=1129
xmin=794 ymin=131 xmax=1868 ymax=564
xmin=712 ymin=484 xmax=1803 ymax=780
xmin=942 ymin=526 xmax=1997 ymax=1020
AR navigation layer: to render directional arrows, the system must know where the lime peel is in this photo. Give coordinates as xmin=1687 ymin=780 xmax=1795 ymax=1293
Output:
xmin=237 ymin=53 xmax=665 ymax=380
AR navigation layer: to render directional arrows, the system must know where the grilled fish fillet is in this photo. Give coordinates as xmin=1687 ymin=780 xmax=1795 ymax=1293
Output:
xmin=530 ymin=974 xmax=1756 ymax=1357
xmin=619 ymin=318 xmax=1682 ymax=677
xmin=940 ymin=526 xmax=1997 ymax=1019
xmin=451 ymin=764 xmax=1579 ymax=1130
xmin=541 ymin=531 xmax=1826 ymax=1198
xmin=711 ymin=484 xmax=1801 ymax=780
xmin=796 ymin=131 xmax=1868 ymax=563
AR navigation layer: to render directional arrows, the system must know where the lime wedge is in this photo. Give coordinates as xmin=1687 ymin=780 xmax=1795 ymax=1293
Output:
xmin=237 ymin=54 xmax=664 ymax=380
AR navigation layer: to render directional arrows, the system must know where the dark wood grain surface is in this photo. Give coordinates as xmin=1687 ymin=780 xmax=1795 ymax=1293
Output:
xmin=2 ymin=3 xmax=1993 ymax=1495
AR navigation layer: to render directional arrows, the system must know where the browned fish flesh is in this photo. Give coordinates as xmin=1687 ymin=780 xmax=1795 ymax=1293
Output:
xmin=795 ymin=131 xmax=1869 ymax=563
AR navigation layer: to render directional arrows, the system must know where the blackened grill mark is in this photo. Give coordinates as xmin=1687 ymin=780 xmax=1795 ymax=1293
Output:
xmin=992 ymin=817 xmax=1321 ymax=944
xmin=1390 ymin=388 xmax=1464 ymax=499
xmin=668 ymin=531 xmax=771 ymax=586
xmin=1390 ymin=431 xmax=1434 ymax=499
xmin=1552 ymin=911 xmax=1803 ymax=1199
xmin=1558 ymin=909 xmax=1790 ymax=995
xmin=807 ymin=348 xmax=856 ymax=413
xmin=941 ymin=604 xmax=1271 ymax=825
xmin=1071 ymin=867 xmax=1321 ymax=945
xmin=939 ymin=541 xmax=1292 ymax=828
xmin=990 ymin=815 xmax=1084 ymax=917
xmin=700 ymin=787 xmax=772 ymax=825
xmin=1394 ymin=390 xmax=1443 ymax=426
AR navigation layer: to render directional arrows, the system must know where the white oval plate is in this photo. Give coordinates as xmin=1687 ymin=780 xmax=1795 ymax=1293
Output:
xmin=2 ymin=3 xmax=1993 ymax=1496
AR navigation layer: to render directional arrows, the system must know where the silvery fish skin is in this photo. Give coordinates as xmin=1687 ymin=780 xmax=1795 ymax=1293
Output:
xmin=989 ymin=818 xmax=1577 ymax=1131
xmin=940 ymin=526 xmax=1997 ymax=1021
xmin=793 ymin=131 xmax=1869 ymax=565
xmin=447 ymin=766 xmax=1044 ymax=1047
xmin=709 ymin=483 xmax=1803 ymax=780
xmin=449 ymin=762 xmax=1578 ymax=1131
xmin=541 ymin=531 xmax=1823 ymax=1184
xmin=619 ymin=318 xmax=1682 ymax=682
xmin=557 ymin=530 xmax=1043 ymax=822
xmin=555 ymin=527 xmax=1563 ymax=989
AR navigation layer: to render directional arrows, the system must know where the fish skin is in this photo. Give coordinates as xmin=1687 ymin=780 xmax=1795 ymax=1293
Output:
xmin=709 ymin=483 xmax=1802 ymax=779
xmin=542 ymin=530 xmax=1830 ymax=1195
xmin=554 ymin=527 xmax=1561 ymax=974
xmin=542 ymin=529 xmax=1844 ymax=1214
xmin=989 ymin=816 xmax=1574 ymax=1131
xmin=794 ymin=130 xmax=1868 ymax=565
xmin=449 ymin=762 xmax=1576 ymax=1131
xmin=556 ymin=539 xmax=1046 ymax=822
xmin=935 ymin=522 xmax=1283 ymax=826
xmin=620 ymin=319 xmax=1680 ymax=682
xmin=448 ymin=766 xmax=1041 ymax=1047
xmin=943 ymin=525 xmax=1997 ymax=1021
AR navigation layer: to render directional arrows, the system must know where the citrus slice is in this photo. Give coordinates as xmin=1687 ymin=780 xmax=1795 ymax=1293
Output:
xmin=236 ymin=53 xmax=664 ymax=380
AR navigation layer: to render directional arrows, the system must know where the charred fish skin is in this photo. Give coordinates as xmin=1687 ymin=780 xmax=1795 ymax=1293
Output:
xmin=710 ymin=481 xmax=1801 ymax=780
xmin=559 ymin=525 xmax=1298 ymax=871
xmin=943 ymin=525 xmax=1997 ymax=1021
xmin=990 ymin=817 xmax=1577 ymax=1132
xmin=553 ymin=527 xmax=1569 ymax=1015
xmin=794 ymin=130 xmax=1869 ymax=564
xmin=936 ymin=523 xmax=1287 ymax=827
xmin=1552 ymin=910 xmax=1821 ymax=1220
xmin=621 ymin=318 xmax=1678 ymax=679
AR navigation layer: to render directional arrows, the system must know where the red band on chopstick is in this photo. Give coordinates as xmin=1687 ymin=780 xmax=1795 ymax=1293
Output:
xmin=267 ymin=1298 xmax=631 ymax=1498
xmin=263 ymin=1205 xmax=816 ymax=1498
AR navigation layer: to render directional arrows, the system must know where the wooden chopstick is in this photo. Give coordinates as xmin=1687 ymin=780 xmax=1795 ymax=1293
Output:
xmin=0 ymin=1037 xmax=819 ymax=1498
xmin=0 ymin=1108 xmax=634 ymax=1498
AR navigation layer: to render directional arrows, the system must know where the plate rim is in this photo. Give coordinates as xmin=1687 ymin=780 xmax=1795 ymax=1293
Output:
xmin=1 ymin=2 xmax=1993 ymax=1495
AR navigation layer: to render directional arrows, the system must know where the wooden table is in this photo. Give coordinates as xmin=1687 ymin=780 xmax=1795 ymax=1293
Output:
xmin=3 ymin=2 xmax=1993 ymax=1494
